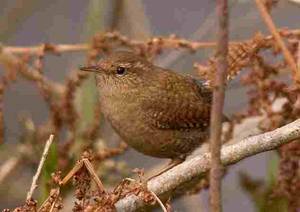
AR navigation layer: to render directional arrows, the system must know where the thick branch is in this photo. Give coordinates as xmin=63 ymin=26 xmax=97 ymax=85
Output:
xmin=115 ymin=118 xmax=300 ymax=211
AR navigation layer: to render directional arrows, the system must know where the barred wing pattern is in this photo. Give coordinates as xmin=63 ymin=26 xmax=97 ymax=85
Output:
xmin=144 ymin=69 xmax=212 ymax=131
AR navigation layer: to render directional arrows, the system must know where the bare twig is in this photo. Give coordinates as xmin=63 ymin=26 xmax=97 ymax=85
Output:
xmin=1 ymin=33 xmax=218 ymax=56
xmin=156 ymin=0 xmax=238 ymax=67
xmin=59 ymin=158 xmax=106 ymax=194
xmin=209 ymin=0 xmax=229 ymax=211
xmin=156 ymin=6 xmax=221 ymax=67
xmin=115 ymin=118 xmax=300 ymax=211
xmin=59 ymin=160 xmax=86 ymax=186
xmin=0 ymin=145 xmax=29 ymax=184
xmin=38 ymin=188 xmax=60 ymax=212
xmin=124 ymin=177 xmax=167 ymax=212
xmin=255 ymin=0 xmax=300 ymax=83
xmin=149 ymin=190 xmax=167 ymax=212
xmin=82 ymin=159 xmax=106 ymax=194
xmin=2 ymin=30 xmax=300 ymax=55
xmin=49 ymin=197 xmax=58 ymax=212
xmin=0 ymin=49 xmax=64 ymax=95
xmin=297 ymin=41 xmax=300 ymax=69
xmin=3 ymin=43 xmax=89 ymax=55
xmin=0 ymin=157 xmax=21 ymax=184
xmin=26 ymin=134 xmax=54 ymax=201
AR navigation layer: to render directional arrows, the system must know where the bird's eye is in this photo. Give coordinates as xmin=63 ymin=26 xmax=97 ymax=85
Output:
xmin=116 ymin=66 xmax=126 ymax=75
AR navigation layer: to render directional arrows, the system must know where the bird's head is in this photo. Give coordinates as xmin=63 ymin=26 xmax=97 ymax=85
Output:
xmin=80 ymin=51 xmax=153 ymax=90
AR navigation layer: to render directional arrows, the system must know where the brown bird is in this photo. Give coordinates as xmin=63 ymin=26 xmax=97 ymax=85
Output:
xmin=80 ymin=51 xmax=213 ymax=166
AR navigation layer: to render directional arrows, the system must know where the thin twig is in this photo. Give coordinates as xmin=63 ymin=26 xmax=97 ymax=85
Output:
xmin=2 ymin=30 xmax=300 ymax=55
xmin=59 ymin=160 xmax=85 ymax=186
xmin=1 ymin=33 xmax=218 ymax=55
xmin=38 ymin=158 xmax=106 ymax=211
xmin=49 ymin=197 xmax=58 ymax=212
xmin=0 ymin=144 xmax=29 ymax=184
xmin=156 ymin=0 xmax=238 ymax=67
xmin=124 ymin=177 xmax=167 ymax=212
xmin=0 ymin=49 xmax=64 ymax=95
xmin=26 ymin=134 xmax=54 ymax=201
xmin=209 ymin=0 xmax=229 ymax=211
xmin=59 ymin=158 xmax=106 ymax=193
xmin=38 ymin=188 xmax=60 ymax=212
xmin=149 ymin=190 xmax=168 ymax=212
xmin=115 ymin=118 xmax=300 ymax=211
xmin=4 ymin=43 xmax=89 ymax=55
xmin=0 ymin=156 xmax=22 ymax=184
xmin=255 ymin=0 xmax=300 ymax=83
xmin=297 ymin=41 xmax=300 ymax=69
xmin=82 ymin=159 xmax=106 ymax=194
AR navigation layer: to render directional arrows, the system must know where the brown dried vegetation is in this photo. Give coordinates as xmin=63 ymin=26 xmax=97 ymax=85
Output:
xmin=0 ymin=23 xmax=300 ymax=211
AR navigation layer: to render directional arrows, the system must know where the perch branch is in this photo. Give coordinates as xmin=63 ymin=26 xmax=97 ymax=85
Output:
xmin=115 ymin=118 xmax=300 ymax=211
xmin=26 ymin=134 xmax=54 ymax=201
xmin=209 ymin=0 xmax=229 ymax=211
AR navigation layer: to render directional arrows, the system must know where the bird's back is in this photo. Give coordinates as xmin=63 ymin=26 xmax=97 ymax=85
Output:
xmin=142 ymin=67 xmax=212 ymax=132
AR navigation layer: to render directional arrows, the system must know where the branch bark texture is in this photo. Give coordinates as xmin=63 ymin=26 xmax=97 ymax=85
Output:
xmin=115 ymin=118 xmax=300 ymax=211
xmin=209 ymin=0 xmax=229 ymax=211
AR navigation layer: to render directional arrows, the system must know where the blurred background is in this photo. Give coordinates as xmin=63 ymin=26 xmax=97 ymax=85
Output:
xmin=0 ymin=0 xmax=299 ymax=211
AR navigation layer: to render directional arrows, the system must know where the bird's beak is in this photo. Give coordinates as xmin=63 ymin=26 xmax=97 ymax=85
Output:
xmin=79 ymin=65 xmax=99 ymax=73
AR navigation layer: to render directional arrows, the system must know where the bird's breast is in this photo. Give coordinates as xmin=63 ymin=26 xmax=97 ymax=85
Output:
xmin=99 ymin=90 xmax=148 ymax=135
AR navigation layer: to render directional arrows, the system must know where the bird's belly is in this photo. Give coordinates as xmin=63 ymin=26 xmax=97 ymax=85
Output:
xmin=115 ymin=124 xmax=208 ymax=158
xmin=102 ymin=99 xmax=208 ymax=158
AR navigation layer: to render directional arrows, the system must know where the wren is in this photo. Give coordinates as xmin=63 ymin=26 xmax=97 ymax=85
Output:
xmin=80 ymin=51 xmax=213 ymax=161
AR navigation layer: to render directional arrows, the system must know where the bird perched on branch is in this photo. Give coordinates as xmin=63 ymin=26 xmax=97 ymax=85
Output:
xmin=80 ymin=51 xmax=216 ymax=167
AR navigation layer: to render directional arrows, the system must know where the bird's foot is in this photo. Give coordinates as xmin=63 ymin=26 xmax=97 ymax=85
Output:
xmin=146 ymin=157 xmax=185 ymax=182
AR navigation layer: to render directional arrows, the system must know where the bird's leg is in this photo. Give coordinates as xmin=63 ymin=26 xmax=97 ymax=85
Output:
xmin=146 ymin=157 xmax=185 ymax=182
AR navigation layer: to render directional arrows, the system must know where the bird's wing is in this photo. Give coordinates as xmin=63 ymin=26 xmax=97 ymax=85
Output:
xmin=143 ymin=70 xmax=212 ymax=131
